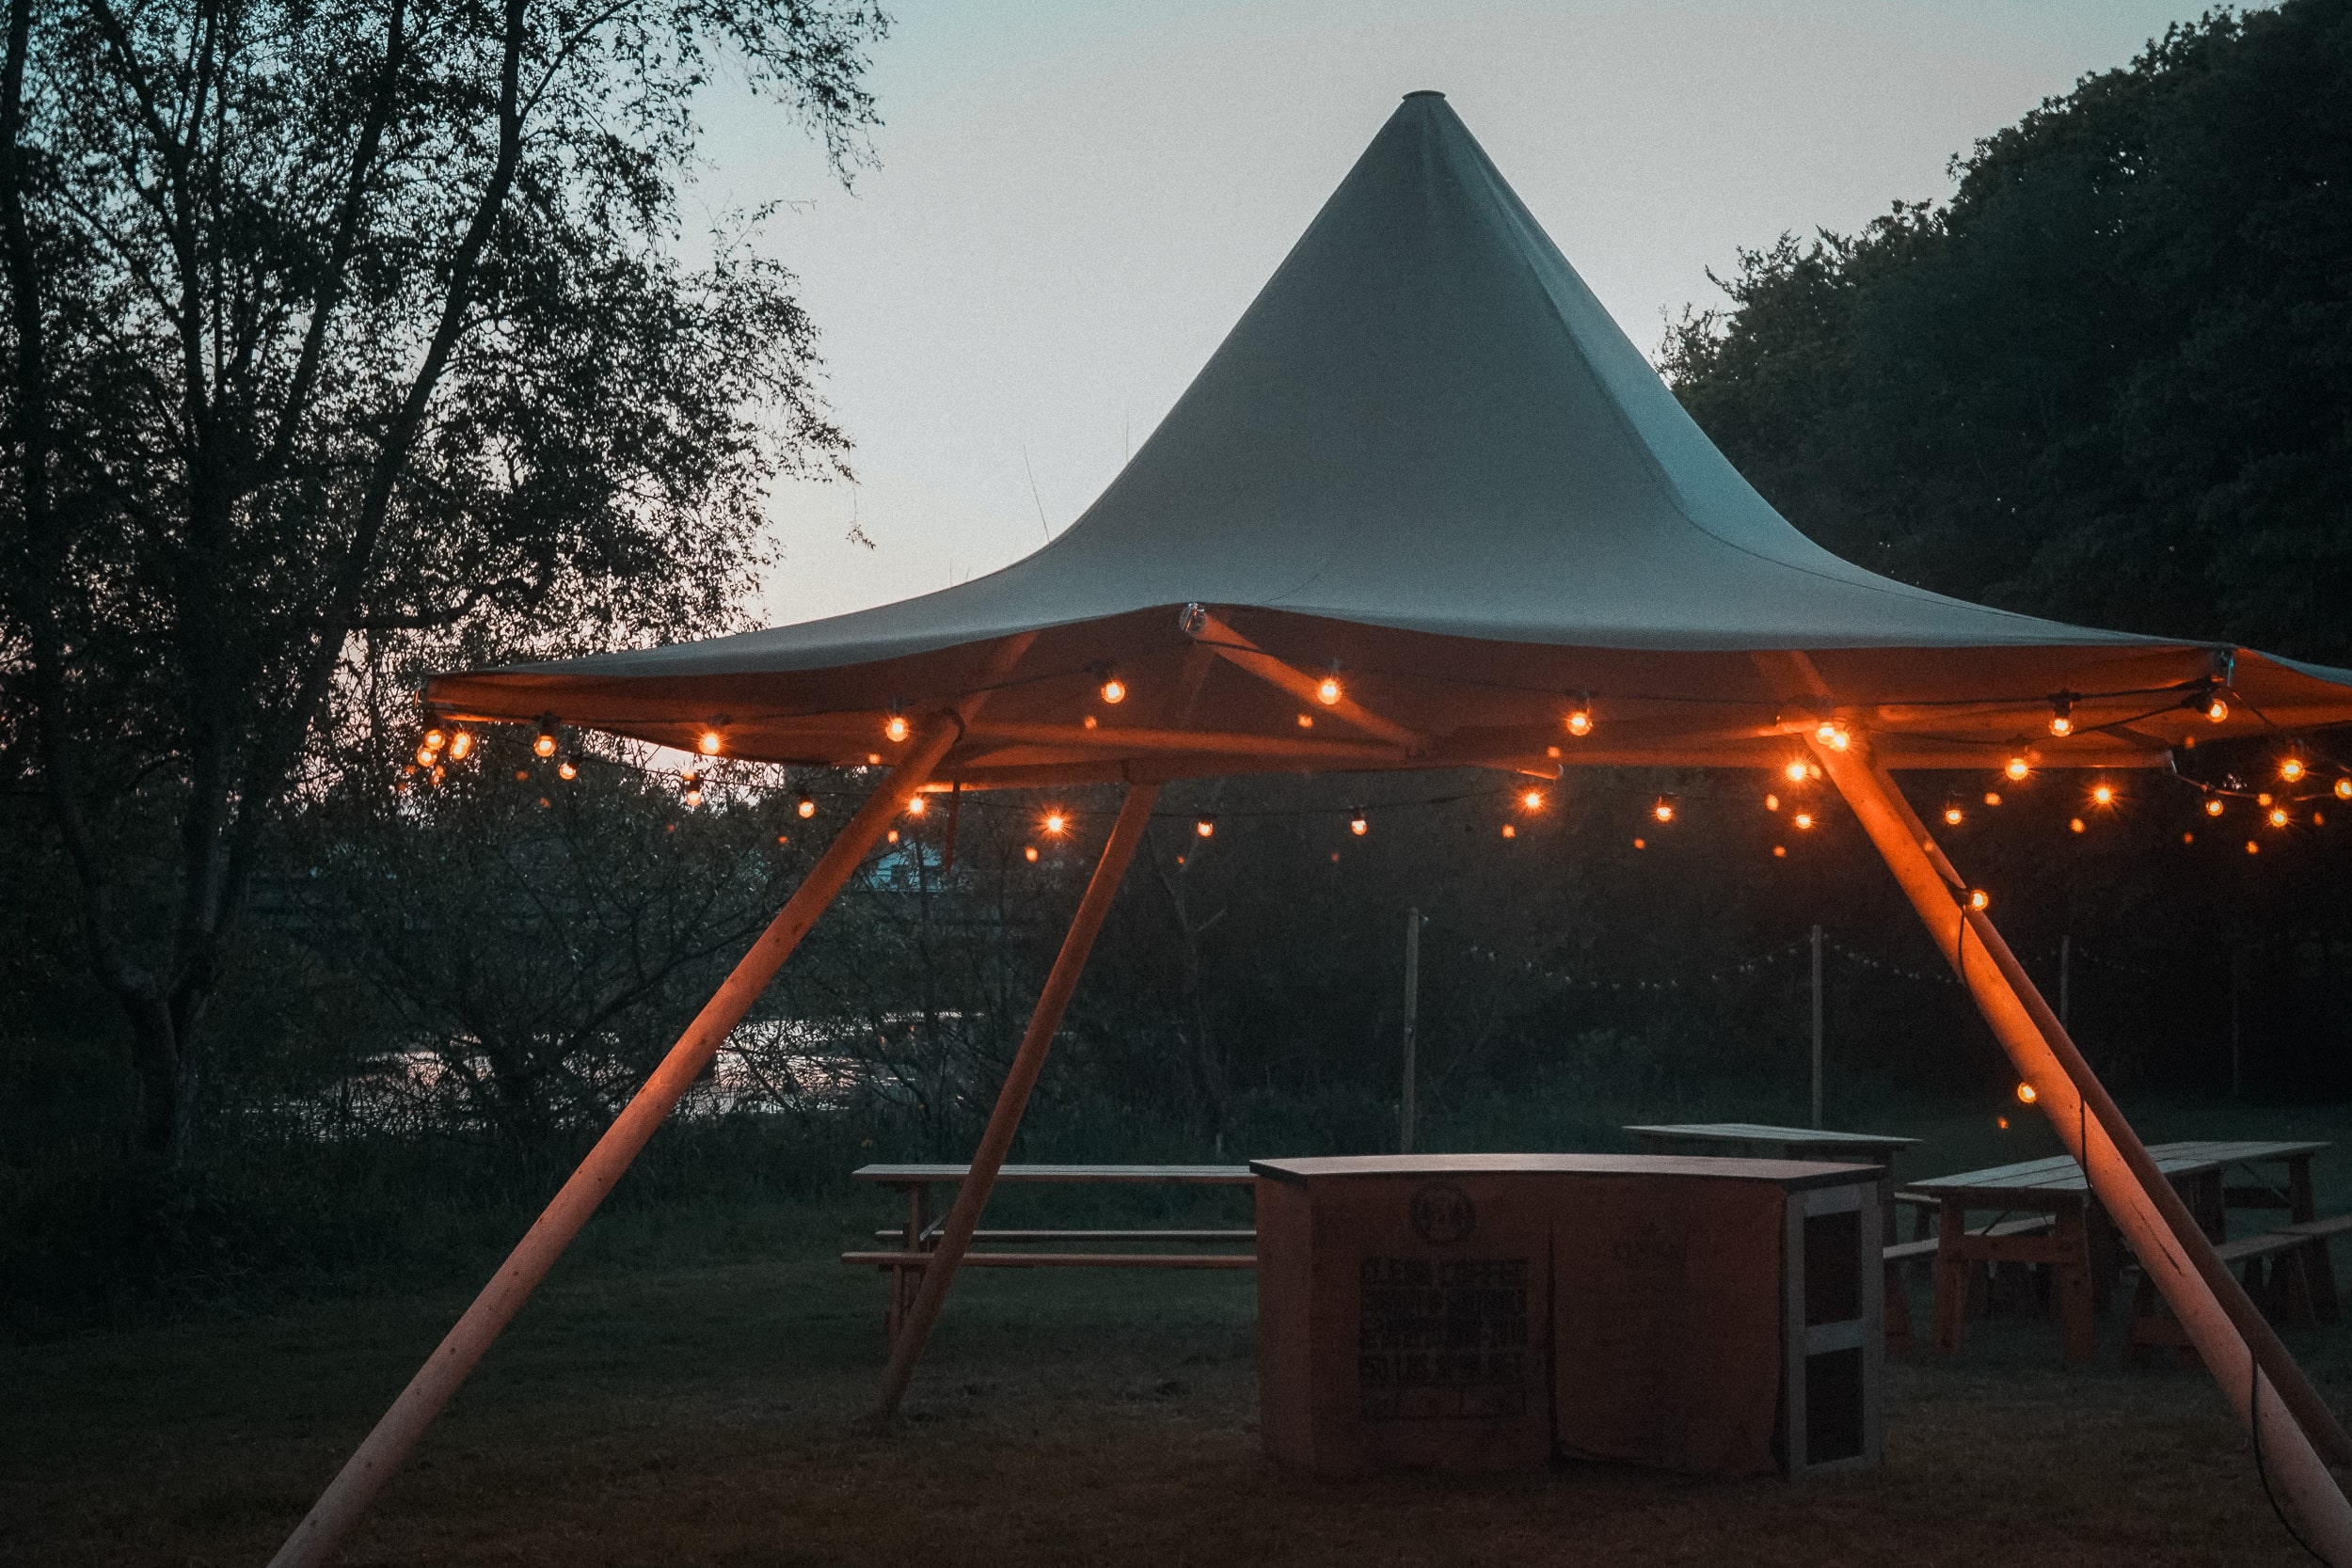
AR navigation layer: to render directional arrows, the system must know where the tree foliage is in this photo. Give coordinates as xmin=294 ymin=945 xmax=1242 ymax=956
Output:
xmin=1661 ymin=0 xmax=2352 ymax=665
xmin=0 ymin=0 xmax=885 ymax=1160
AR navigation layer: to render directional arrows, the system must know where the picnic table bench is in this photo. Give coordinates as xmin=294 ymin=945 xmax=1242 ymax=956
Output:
xmin=842 ymin=1164 xmax=1257 ymax=1343
xmin=1901 ymin=1138 xmax=2332 ymax=1362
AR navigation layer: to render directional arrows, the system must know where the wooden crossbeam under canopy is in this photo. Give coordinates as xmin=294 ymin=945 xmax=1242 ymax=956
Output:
xmin=278 ymin=91 xmax=2352 ymax=1566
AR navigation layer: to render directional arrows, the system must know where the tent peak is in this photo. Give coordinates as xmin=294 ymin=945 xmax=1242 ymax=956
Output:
xmin=1402 ymin=88 xmax=1446 ymax=99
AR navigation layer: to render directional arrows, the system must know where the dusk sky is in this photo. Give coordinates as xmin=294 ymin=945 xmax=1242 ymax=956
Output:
xmin=701 ymin=1 xmax=2207 ymax=628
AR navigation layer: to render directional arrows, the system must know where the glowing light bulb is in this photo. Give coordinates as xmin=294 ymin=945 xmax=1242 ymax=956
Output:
xmin=534 ymin=725 xmax=558 ymax=758
xmin=2280 ymin=758 xmax=2306 ymax=783
xmin=1766 ymin=794 xmax=1781 ymax=812
xmin=2337 ymin=778 xmax=2352 ymax=800
xmin=2015 ymin=1081 xmax=2037 ymax=1105
xmin=1969 ymin=889 xmax=1991 ymax=911
xmin=1772 ymin=846 xmax=1787 ymax=858
xmin=2269 ymin=806 xmax=2289 ymax=828
xmin=1316 ymin=675 xmax=1343 ymax=705
xmin=884 ymin=714 xmax=910 ymax=743
xmin=2090 ymin=783 xmax=2115 ymax=806
xmin=683 ymin=786 xmax=703 ymax=808
xmin=2204 ymin=798 xmax=2226 ymax=816
xmin=1521 ymin=789 xmax=1545 ymax=812
xmin=1042 ymin=810 xmax=1068 ymax=835
xmin=414 ymin=744 xmax=435 ymax=768
xmin=2259 ymin=793 xmax=2274 ymax=806
xmin=2246 ymin=840 xmax=2260 ymax=854
xmin=906 ymin=795 xmax=927 ymax=816
xmin=2070 ymin=817 xmax=2086 ymax=833
xmin=2004 ymin=756 xmax=2030 ymax=782
xmin=697 ymin=729 xmax=723 ymax=756
xmin=1501 ymin=824 xmax=1517 ymax=838
xmin=1565 ymin=704 xmax=1594 ymax=736
xmin=1815 ymin=721 xmax=1849 ymax=750
xmin=1783 ymin=759 xmax=1808 ymax=784
xmin=1296 ymin=713 xmax=1313 ymax=728
xmin=558 ymin=760 xmax=578 ymax=781
xmin=1024 ymin=845 xmax=1040 ymax=863
xmin=1793 ymin=811 xmax=1815 ymax=831
xmin=796 ymin=792 xmax=817 ymax=819
xmin=1653 ymin=798 xmax=1676 ymax=823
xmin=1349 ymin=810 xmax=1369 ymax=836
xmin=886 ymin=830 xmax=898 ymax=845
xmin=421 ymin=727 xmax=448 ymax=753
xmin=1984 ymin=791 xmax=2002 ymax=807
xmin=2048 ymin=715 xmax=2074 ymax=737
xmin=1945 ymin=805 xmax=1964 ymax=826
xmin=2205 ymin=695 xmax=2229 ymax=723
xmin=1100 ymin=675 xmax=1126 ymax=705
xmin=1196 ymin=816 xmax=1216 ymax=838
xmin=446 ymin=730 xmax=474 ymax=762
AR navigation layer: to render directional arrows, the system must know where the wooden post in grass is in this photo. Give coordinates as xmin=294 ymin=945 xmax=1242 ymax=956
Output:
xmin=1814 ymin=736 xmax=2352 ymax=1557
xmin=270 ymin=727 xmax=960 ymax=1568
xmin=1809 ymin=923 xmax=1824 ymax=1130
xmin=1400 ymin=907 xmax=1421 ymax=1153
xmin=872 ymin=784 xmax=1162 ymax=1417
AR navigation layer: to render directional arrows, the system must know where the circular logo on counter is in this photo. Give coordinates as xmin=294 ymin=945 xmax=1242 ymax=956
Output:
xmin=1408 ymin=1181 xmax=1476 ymax=1245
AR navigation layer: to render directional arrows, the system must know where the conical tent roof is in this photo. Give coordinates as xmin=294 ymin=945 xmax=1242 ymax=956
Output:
xmin=429 ymin=92 xmax=2352 ymax=781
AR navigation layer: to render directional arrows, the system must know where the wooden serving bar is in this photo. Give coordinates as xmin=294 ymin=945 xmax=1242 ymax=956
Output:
xmin=1250 ymin=1154 xmax=1883 ymax=1481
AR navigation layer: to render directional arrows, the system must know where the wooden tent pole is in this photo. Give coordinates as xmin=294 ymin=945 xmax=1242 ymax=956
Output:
xmin=1817 ymin=738 xmax=2352 ymax=1553
xmin=874 ymin=783 xmax=1162 ymax=1417
xmin=270 ymin=728 xmax=960 ymax=1568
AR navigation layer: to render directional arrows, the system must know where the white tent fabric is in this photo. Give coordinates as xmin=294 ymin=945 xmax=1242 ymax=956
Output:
xmin=428 ymin=92 xmax=2352 ymax=774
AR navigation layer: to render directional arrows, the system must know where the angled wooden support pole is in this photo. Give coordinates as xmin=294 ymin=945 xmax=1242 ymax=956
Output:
xmin=1180 ymin=605 xmax=1424 ymax=752
xmin=873 ymin=782 xmax=1163 ymax=1416
xmin=1813 ymin=735 xmax=2352 ymax=1557
xmin=271 ymin=725 xmax=961 ymax=1568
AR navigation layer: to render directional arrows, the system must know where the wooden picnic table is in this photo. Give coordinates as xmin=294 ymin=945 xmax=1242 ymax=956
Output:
xmin=1900 ymin=1138 xmax=2328 ymax=1361
xmin=845 ymin=1164 xmax=1258 ymax=1343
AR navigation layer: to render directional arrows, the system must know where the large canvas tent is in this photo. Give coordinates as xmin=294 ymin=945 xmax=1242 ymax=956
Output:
xmin=278 ymin=94 xmax=2352 ymax=1566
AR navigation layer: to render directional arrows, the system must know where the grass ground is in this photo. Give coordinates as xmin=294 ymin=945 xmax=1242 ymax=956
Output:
xmin=8 ymin=1102 xmax=2352 ymax=1567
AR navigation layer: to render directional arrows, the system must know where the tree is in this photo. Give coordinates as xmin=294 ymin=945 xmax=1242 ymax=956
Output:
xmin=0 ymin=0 xmax=887 ymax=1162
xmin=1661 ymin=0 xmax=2352 ymax=664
